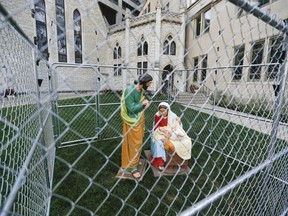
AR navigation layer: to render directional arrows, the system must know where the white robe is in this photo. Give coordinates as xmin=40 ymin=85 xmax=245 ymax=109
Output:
xmin=151 ymin=102 xmax=192 ymax=161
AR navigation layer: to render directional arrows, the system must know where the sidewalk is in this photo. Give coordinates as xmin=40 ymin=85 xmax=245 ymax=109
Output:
xmin=182 ymin=102 xmax=288 ymax=141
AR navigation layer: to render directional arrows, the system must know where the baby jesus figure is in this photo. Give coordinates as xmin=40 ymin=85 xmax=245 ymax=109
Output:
xmin=154 ymin=117 xmax=186 ymax=141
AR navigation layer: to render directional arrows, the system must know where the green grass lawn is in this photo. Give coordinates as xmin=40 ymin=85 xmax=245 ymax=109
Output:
xmin=49 ymin=93 xmax=279 ymax=216
xmin=1 ymin=92 xmax=286 ymax=215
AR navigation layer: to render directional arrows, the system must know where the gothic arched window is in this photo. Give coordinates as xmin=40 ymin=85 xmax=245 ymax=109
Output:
xmin=163 ymin=35 xmax=176 ymax=55
xmin=143 ymin=41 xmax=148 ymax=55
xmin=113 ymin=43 xmax=121 ymax=59
xmin=137 ymin=42 xmax=142 ymax=56
xmin=74 ymin=9 xmax=82 ymax=63
xmin=163 ymin=40 xmax=169 ymax=55
xmin=35 ymin=0 xmax=48 ymax=59
xmin=56 ymin=0 xmax=67 ymax=62
xmin=113 ymin=47 xmax=117 ymax=59
xmin=118 ymin=46 xmax=121 ymax=58
xmin=137 ymin=36 xmax=148 ymax=56
xmin=170 ymin=41 xmax=176 ymax=55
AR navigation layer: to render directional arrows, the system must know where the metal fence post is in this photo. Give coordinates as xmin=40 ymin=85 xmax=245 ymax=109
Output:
xmin=94 ymin=66 xmax=101 ymax=139
xmin=49 ymin=66 xmax=61 ymax=147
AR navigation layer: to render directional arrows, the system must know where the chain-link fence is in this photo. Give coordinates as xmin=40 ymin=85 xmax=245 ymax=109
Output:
xmin=0 ymin=6 xmax=54 ymax=215
xmin=1 ymin=0 xmax=288 ymax=215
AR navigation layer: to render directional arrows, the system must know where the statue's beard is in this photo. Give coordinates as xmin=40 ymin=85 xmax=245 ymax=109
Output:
xmin=143 ymin=83 xmax=148 ymax=91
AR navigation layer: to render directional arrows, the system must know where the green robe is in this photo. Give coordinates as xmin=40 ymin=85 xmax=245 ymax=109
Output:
xmin=120 ymin=84 xmax=145 ymax=126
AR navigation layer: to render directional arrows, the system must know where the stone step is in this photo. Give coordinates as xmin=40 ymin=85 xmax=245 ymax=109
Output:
xmin=175 ymin=92 xmax=210 ymax=104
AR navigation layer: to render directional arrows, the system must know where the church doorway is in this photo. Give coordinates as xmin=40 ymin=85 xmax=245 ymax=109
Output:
xmin=162 ymin=65 xmax=174 ymax=95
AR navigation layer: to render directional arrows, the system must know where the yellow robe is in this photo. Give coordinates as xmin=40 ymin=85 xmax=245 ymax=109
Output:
xmin=121 ymin=114 xmax=144 ymax=169
xmin=120 ymin=85 xmax=145 ymax=170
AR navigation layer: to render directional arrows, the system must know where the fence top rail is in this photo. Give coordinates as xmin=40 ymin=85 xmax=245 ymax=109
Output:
xmin=51 ymin=63 xmax=172 ymax=72
xmin=176 ymin=63 xmax=281 ymax=72
xmin=51 ymin=63 xmax=280 ymax=71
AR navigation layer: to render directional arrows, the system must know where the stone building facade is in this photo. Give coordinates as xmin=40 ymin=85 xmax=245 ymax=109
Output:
xmin=186 ymin=0 xmax=288 ymax=102
xmin=0 ymin=0 xmax=188 ymax=93
xmin=106 ymin=0 xmax=187 ymax=92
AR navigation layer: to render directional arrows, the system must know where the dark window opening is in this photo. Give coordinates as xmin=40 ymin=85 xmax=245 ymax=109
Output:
xmin=250 ymin=41 xmax=264 ymax=80
xmin=193 ymin=58 xmax=198 ymax=82
xmin=35 ymin=0 xmax=49 ymax=59
xmin=233 ymin=45 xmax=245 ymax=80
xmin=56 ymin=0 xmax=67 ymax=62
xmin=268 ymin=36 xmax=283 ymax=80
xmin=74 ymin=9 xmax=82 ymax=63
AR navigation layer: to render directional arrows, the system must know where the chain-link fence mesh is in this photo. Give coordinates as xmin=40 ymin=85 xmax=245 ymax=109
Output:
xmin=1 ymin=0 xmax=288 ymax=215
xmin=0 ymin=11 xmax=54 ymax=215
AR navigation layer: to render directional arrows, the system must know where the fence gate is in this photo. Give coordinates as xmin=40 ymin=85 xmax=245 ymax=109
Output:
xmin=51 ymin=64 xmax=103 ymax=147
xmin=52 ymin=65 xmax=176 ymax=147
